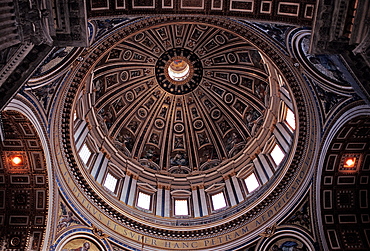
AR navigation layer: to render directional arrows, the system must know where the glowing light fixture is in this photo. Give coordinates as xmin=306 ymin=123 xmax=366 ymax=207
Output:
xmin=344 ymin=157 xmax=356 ymax=168
xmin=11 ymin=156 xmax=23 ymax=166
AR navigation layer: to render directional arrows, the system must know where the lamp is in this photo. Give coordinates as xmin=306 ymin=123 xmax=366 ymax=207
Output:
xmin=343 ymin=157 xmax=356 ymax=168
xmin=10 ymin=155 xmax=23 ymax=166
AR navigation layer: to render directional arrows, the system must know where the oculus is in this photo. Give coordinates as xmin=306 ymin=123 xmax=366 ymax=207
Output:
xmin=156 ymin=48 xmax=203 ymax=95
xmin=166 ymin=57 xmax=192 ymax=82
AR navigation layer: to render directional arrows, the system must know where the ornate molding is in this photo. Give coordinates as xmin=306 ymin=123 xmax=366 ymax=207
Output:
xmin=52 ymin=15 xmax=317 ymax=250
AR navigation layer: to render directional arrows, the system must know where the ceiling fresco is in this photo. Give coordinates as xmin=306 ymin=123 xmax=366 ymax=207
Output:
xmin=91 ymin=23 xmax=271 ymax=175
xmin=48 ymin=15 xmax=317 ymax=250
xmin=1 ymin=0 xmax=370 ymax=250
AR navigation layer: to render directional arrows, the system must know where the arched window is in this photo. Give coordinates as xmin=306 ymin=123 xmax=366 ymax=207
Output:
xmin=244 ymin=172 xmax=260 ymax=193
xmin=79 ymin=143 xmax=92 ymax=165
xmin=270 ymin=144 xmax=285 ymax=166
xmin=137 ymin=191 xmax=151 ymax=210
xmin=103 ymin=172 xmax=118 ymax=193
xmin=174 ymin=199 xmax=189 ymax=216
xmin=211 ymin=192 xmax=227 ymax=210
xmin=285 ymin=107 xmax=296 ymax=131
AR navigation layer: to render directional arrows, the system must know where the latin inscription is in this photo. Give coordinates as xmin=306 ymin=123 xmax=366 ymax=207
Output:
xmin=55 ymin=128 xmax=311 ymax=249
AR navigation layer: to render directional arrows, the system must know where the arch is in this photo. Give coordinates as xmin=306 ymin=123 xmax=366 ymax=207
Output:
xmin=5 ymin=96 xmax=56 ymax=248
xmin=54 ymin=230 xmax=108 ymax=251
xmin=256 ymin=227 xmax=316 ymax=251
xmin=315 ymin=104 xmax=370 ymax=250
